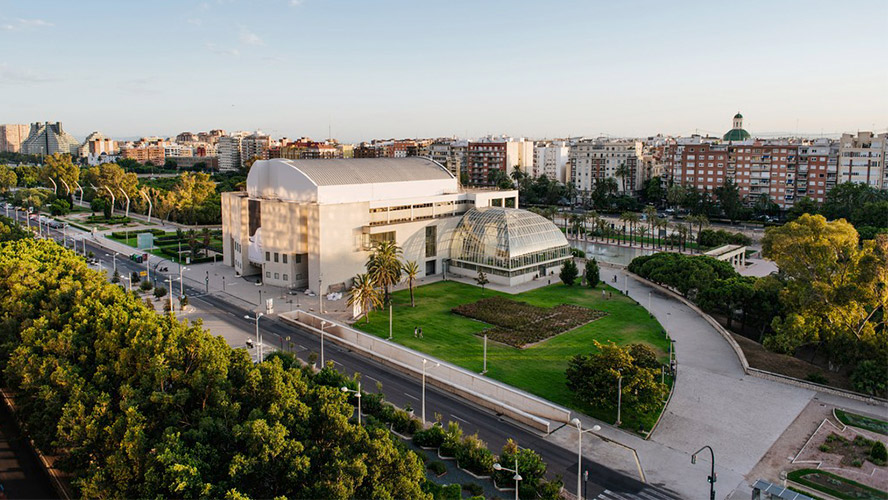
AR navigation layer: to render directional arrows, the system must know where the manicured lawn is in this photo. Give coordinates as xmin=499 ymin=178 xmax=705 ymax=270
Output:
xmin=357 ymin=280 xmax=672 ymax=433
xmin=788 ymin=468 xmax=888 ymax=500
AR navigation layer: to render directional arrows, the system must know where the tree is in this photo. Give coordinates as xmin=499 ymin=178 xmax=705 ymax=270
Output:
xmin=90 ymin=197 xmax=107 ymax=215
xmin=666 ymin=184 xmax=686 ymax=209
xmin=762 ymin=215 xmax=888 ymax=365
xmin=0 ymin=166 xmax=17 ymax=194
xmin=584 ymin=259 xmax=599 ymax=287
xmin=41 ymin=153 xmax=80 ymax=200
xmin=83 ymin=162 xmax=139 ymax=211
xmin=347 ymin=273 xmax=381 ymax=323
xmin=615 ymin=163 xmax=630 ymax=194
xmin=566 ymin=341 xmax=668 ymax=414
xmin=366 ymin=240 xmax=402 ymax=306
xmin=821 ymin=182 xmax=886 ymax=223
xmin=559 ymin=259 xmax=578 ymax=286
xmin=49 ymin=199 xmax=70 ymax=216
xmin=787 ymin=196 xmax=819 ymax=221
xmin=401 ymin=260 xmax=419 ymax=307
xmin=753 ymin=193 xmax=780 ymax=218
xmin=474 ymin=270 xmax=489 ymax=294
xmin=642 ymin=177 xmax=664 ymax=206
xmin=714 ymin=178 xmax=743 ymax=223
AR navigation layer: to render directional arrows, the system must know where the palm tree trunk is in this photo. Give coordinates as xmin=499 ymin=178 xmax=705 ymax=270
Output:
xmin=410 ymin=282 xmax=415 ymax=307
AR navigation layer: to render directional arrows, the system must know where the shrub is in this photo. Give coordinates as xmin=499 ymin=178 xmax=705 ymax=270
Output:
xmin=851 ymin=458 xmax=863 ymax=467
xmin=851 ymin=359 xmax=888 ymax=396
xmin=140 ymin=280 xmax=153 ymax=291
xmin=362 ymin=392 xmax=385 ymax=416
xmin=427 ymin=461 xmax=446 ymax=476
xmin=805 ymin=372 xmax=829 ymax=385
xmin=871 ymin=441 xmax=887 ymax=465
xmin=853 ymin=435 xmax=873 ymax=448
xmin=391 ymin=409 xmax=421 ymax=435
xmin=439 ymin=421 xmax=463 ymax=458
xmin=440 ymin=484 xmax=460 ymax=500
xmin=818 ymin=444 xmax=831 ymax=452
xmin=454 ymin=433 xmax=494 ymax=476
xmin=413 ymin=424 xmax=446 ymax=448
xmin=584 ymin=259 xmax=599 ymax=287
xmin=537 ymin=477 xmax=564 ymax=500
xmin=462 ymin=482 xmax=483 ymax=496
xmin=559 ymin=259 xmax=578 ymax=286
xmin=153 ymin=285 xmax=167 ymax=298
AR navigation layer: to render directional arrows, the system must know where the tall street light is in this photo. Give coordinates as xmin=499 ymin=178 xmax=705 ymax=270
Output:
xmin=244 ymin=313 xmax=265 ymax=363
xmin=616 ymin=369 xmax=623 ymax=426
xmin=320 ymin=320 xmax=328 ymax=367
xmin=493 ymin=457 xmax=522 ymax=500
xmin=340 ymin=382 xmax=362 ymax=425
xmin=570 ymin=418 xmax=601 ymax=500
xmin=421 ymin=358 xmax=439 ymax=426
xmin=691 ymin=445 xmax=716 ymax=500
xmin=105 ymin=252 xmax=119 ymax=274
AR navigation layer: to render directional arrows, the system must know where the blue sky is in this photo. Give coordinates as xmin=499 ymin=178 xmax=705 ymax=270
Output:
xmin=1 ymin=0 xmax=886 ymax=141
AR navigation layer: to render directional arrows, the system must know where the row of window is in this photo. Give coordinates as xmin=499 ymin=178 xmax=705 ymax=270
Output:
xmin=265 ymin=252 xmax=302 ymax=264
xmin=264 ymin=271 xmax=303 ymax=281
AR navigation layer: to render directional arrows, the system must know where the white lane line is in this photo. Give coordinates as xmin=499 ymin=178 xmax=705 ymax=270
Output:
xmin=404 ymin=392 xmax=419 ymax=401
xmin=365 ymin=375 xmax=380 ymax=384
xmin=450 ymin=413 xmax=469 ymax=424
xmin=298 ymin=344 xmax=307 ymax=350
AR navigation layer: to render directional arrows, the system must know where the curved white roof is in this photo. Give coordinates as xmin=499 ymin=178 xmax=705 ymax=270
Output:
xmin=246 ymin=157 xmax=458 ymax=204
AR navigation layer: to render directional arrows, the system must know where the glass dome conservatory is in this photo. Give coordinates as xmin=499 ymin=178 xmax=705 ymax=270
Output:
xmin=449 ymin=207 xmax=571 ymax=285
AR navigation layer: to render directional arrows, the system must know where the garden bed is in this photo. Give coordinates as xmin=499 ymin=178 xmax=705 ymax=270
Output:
xmin=788 ymin=468 xmax=888 ymax=500
xmin=452 ymin=297 xmax=607 ymax=348
xmin=836 ymin=410 xmax=888 ymax=436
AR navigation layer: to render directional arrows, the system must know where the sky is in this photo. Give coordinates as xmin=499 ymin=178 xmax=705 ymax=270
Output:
xmin=1 ymin=0 xmax=886 ymax=142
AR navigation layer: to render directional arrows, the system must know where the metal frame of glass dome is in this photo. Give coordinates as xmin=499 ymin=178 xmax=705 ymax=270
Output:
xmin=449 ymin=208 xmax=570 ymax=278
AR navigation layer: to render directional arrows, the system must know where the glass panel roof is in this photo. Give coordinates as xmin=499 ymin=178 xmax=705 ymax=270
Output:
xmin=450 ymin=207 xmax=569 ymax=270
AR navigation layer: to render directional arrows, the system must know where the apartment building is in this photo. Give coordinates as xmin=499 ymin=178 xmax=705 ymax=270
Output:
xmin=20 ymin=122 xmax=80 ymax=155
xmin=121 ymin=145 xmax=165 ymax=165
xmin=217 ymin=133 xmax=247 ymax=171
xmin=428 ymin=140 xmax=468 ymax=178
xmin=569 ymin=139 xmax=643 ymax=194
xmin=532 ymin=141 xmax=570 ymax=183
xmin=0 ymin=124 xmax=31 ymax=153
xmin=838 ymin=132 xmax=886 ymax=189
xmin=466 ymin=137 xmax=532 ymax=186
xmin=241 ymin=132 xmax=272 ymax=165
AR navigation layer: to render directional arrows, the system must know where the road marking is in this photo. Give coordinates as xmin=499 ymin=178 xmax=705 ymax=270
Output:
xmin=365 ymin=375 xmax=380 ymax=384
xmin=297 ymin=344 xmax=307 ymax=351
xmin=404 ymin=392 xmax=419 ymax=401
xmin=449 ymin=413 xmax=469 ymax=424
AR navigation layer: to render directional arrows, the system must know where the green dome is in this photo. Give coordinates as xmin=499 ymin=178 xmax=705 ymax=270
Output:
xmin=723 ymin=128 xmax=751 ymax=141
xmin=734 ymin=112 xmax=743 ymax=119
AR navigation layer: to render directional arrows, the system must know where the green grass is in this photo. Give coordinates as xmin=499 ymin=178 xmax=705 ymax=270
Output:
xmin=836 ymin=409 xmax=888 ymax=436
xmin=788 ymin=468 xmax=888 ymax=500
xmin=357 ymin=280 xmax=672 ymax=433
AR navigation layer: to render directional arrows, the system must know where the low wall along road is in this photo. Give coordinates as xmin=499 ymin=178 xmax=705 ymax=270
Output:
xmin=280 ymin=311 xmax=573 ymax=433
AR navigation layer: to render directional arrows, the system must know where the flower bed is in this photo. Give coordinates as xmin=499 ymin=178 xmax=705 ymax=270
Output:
xmin=788 ymin=468 xmax=888 ymax=500
xmin=452 ymin=297 xmax=606 ymax=348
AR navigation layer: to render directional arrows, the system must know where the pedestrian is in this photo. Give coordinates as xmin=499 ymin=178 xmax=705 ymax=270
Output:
xmin=418 ymin=327 xmax=423 ymax=339
xmin=608 ymin=291 xmax=612 ymax=299
xmin=414 ymin=326 xmax=418 ymax=338
xmin=602 ymin=289 xmax=606 ymax=299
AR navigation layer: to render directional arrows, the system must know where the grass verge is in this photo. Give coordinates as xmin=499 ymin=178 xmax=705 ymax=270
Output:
xmin=836 ymin=409 xmax=888 ymax=436
xmin=787 ymin=468 xmax=888 ymax=500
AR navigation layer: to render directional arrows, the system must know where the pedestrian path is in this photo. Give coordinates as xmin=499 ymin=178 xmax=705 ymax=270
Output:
xmin=593 ymin=487 xmax=677 ymax=500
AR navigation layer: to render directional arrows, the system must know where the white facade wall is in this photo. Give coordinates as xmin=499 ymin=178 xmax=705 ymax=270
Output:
xmin=217 ymin=136 xmax=243 ymax=172
xmin=838 ymin=132 xmax=886 ymax=189
xmin=532 ymin=141 xmax=570 ymax=183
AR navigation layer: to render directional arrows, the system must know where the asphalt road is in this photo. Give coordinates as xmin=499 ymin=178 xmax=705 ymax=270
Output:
xmin=36 ymin=222 xmax=678 ymax=499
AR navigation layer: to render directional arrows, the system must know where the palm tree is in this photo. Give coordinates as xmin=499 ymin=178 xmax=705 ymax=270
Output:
xmin=402 ymin=260 xmax=419 ymax=307
xmin=347 ymin=273 xmax=381 ymax=323
xmin=584 ymin=210 xmax=598 ymax=241
xmin=367 ymin=240 xmax=403 ymax=306
xmin=643 ymin=205 xmax=657 ymax=246
xmin=626 ymin=213 xmax=641 ymax=247
xmin=510 ymin=165 xmax=524 ymax=186
xmin=686 ymin=214 xmax=709 ymax=250
xmin=637 ymin=226 xmax=648 ymax=249
xmin=615 ymin=162 xmax=631 ymax=194
xmin=655 ymin=217 xmax=668 ymax=249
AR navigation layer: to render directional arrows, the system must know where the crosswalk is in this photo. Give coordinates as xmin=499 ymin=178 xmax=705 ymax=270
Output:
xmin=594 ymin=487 xmax=678 ymax=500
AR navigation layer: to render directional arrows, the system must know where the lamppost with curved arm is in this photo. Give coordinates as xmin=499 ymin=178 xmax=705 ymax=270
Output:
xmin=139 ymin=189 xmax=152 ymax=223
xmin=493 ymin=457 xmax=522 ymax=500
xmin=117 ymin=186 xmax=130 ymax=218
xmin=691 ymin=445 xmax=716 ymax=500
xmin=570 ymin=418 xmax=601 ymax=500
xmin=340 ymin=382 xmax=362 ymax=425
xmin=244 ymin=313 xmax=265 ymax=363
xmin=102 ymin=185 xmax=116 ymax=216
xmin=74 ymin=181 xmax=84 ymax=205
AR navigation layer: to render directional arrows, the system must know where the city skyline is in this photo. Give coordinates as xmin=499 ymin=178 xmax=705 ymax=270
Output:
xmin=1 ymin=0 xmax=886 ymax=141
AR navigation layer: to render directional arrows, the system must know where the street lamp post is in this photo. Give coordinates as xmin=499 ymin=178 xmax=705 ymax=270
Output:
xmin=244 ymin=313 xmax=265 ymax=363
xmin=616 ymin=369 xmax=623 ymax=426
xmin=318 ymin=276 xmax=323 ymax=314
xmin=320 ymin=320 xmax=328 ymax=367
xmin=421 ymin=358 xmax=439 ymax=427
xmin=482 ymin=333 xmax=488 ymax=374
xmin=570 ymin=418 xmax=601 ymax=500
xmin=493 ymin=458 xmax=522 ymax=500
xmin=167 ymin=275 xmax=175 ymax=312
xmin=340 ymin=382 xmax=362 ymax=425
xmin=388 ymin=302 xmax=393 ymax=340
xmin=106 ymin=252 xmax=119 ymax=274
xmin=583 ymin=471 xmax=589 ymax=500
xmin=691 ymin=445 xmax=716 ymax=500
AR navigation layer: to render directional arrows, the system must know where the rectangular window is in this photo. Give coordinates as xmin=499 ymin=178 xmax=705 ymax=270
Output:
xmin=370 ymin=231 xmax=396 ymax=245
xmin=425 ymin=226 xmax=437 ymax=258
xmin=266 ymin=271 xmax=270 ymax=278
xmin=295 ymin=254 xmax=302 ymax=263
xmin=282 ymin=254 xmax=288 ymax=264
xmin=283 ymin=274 xmax=288 ymax=281
xmin=265 ymin=251 xmax=270 ymax=261
xmin=248 ymin=199 xmax=262 ymax=236
xmin=274 ymin=253 xmax=279 ymax=263
xmin=274 ymin=273 xmax=279 ymax=279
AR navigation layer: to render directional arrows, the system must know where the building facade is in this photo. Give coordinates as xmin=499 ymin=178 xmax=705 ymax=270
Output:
xmin=569 ymin=139 xmax=643 ymax=194
xmin=20 ymin=122 xmax=80 ymax=156
xmin=837 ymin=132 xmax=886 ymax=189
xmin=0 ymin=124 xmax=31 ymax=153
xmin=466 ymin=138 xmax=533 ymax=186
xmin=532 ymin=141 xmax=570 ymax=183
xmin=221 ymin=157 xmax=564 ymax=294
xmin=217 ymin=134 xmax=245 ymax=171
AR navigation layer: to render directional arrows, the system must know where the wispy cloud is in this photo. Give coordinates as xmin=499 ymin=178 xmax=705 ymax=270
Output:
xmin=289 ymin=0 xmax=304 ymax=6
xmin=206 ymin=42 xmax=240 ymax=57
xmin=1 ymin=18 xmax=54 ymax=31
xmin=239 ymin=27 xmax=264 ymax=46
xmin=0 ymin=64 xmax=58 ymax=85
